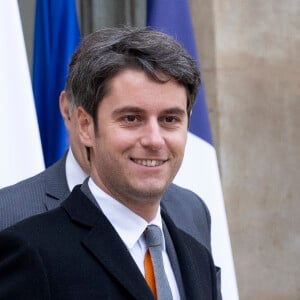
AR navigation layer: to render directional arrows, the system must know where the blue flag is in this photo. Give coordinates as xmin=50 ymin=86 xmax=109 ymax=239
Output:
xmin=147 ymin=1 xmax=239 ymax=299
xmin=147 ymin=0 xmax=212 ymax=145
xmin=32 ymin=0 xmax=80 ymax=167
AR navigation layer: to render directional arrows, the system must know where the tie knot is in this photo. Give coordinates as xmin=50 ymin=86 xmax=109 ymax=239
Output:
xmin=144 ymin=225 xmax=162 ymax=248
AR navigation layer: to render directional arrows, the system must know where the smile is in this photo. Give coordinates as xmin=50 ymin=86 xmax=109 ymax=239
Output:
xmin=132 ymin=159 xmax=165 ymax=167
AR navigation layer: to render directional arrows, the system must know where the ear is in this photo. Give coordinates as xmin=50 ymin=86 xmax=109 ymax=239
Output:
xmin=59 ymin=91 xmax=72 ymax=129
xmin=187 ymin=109 xmax=192 ymax=128
xmin=76 ymin=106 xmax=94 ymax=148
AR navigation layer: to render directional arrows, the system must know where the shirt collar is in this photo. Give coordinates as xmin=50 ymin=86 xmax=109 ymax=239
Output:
xmin=65 ymin=148 xmax=88 ymax=191
xmin=88 ymin=178 xmax=165 ymax=250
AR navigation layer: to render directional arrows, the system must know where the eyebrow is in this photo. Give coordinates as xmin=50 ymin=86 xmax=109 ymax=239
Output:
xmin=112 ymin=106 xmax=144 ymax=116
xmin=162 ymin=107 xmax=187 ymax=116
xmin=112 ymin=106 xmax=187 ymax=117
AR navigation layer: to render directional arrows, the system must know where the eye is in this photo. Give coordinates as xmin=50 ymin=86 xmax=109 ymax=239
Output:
xmin=119 ymin=115 xmax=143 ymax=126
xmin=159 ymin=115 xmax=184 ymax=129
xmin=164 ymin=116 xmax=178 ymax=123
xmin=123 ymin=115 xmax=138 ymax=122
xmin=162 ymin=116 xmax=182 ymax=124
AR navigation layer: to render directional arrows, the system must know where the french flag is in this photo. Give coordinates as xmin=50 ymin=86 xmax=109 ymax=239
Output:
xmin=147 ymin=1 xmax=239 ymax=299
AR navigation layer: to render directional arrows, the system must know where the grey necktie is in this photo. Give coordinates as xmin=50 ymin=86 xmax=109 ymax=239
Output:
xmin=144 ymin=225 xmax=173 ymax=300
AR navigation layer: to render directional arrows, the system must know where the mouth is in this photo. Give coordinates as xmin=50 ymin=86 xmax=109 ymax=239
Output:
xmin=131 ymin=158 xmax=166 ymax=167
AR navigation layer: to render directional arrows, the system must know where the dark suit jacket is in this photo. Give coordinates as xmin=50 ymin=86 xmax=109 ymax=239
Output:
xmin=0 ymin=184 xmax=218 ymax=300
xmin=0 ymin=153 xmax=221 ymax=299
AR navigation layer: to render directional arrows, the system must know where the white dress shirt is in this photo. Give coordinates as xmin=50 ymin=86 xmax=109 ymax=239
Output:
xmin=88 ymin=178 xmax=180 ymax=300
xmin=65 ymin=149 xmax=88 ymax=191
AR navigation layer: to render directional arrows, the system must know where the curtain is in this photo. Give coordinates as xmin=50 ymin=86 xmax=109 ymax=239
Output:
xmin=79 ymin=0 xmax=146 ymax=36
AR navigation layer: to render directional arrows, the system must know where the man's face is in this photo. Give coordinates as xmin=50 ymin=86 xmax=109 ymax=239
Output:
xmin=84 ymin=69 xmax=188 ymax=207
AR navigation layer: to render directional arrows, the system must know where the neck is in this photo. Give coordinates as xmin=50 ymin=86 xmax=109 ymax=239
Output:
xmin=122 ymin=200 xmax=160 ymax=222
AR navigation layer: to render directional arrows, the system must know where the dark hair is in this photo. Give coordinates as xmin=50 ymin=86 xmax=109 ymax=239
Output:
xmin=65 ymin=26 xmax=200 ymax=124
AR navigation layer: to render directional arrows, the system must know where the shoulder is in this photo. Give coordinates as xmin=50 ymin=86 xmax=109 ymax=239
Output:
xmin=1 ymin=207 xmax=67 ymax=246
xmin=161 ymin=183 xmax=212 ymax=251
xmin=0 ymin=198 xmax=87 ymax=262
xmin=164 ymin=183 xmax=208 ymax=208
xmin=0 ymin=170 xmax=47 ymax=227
xmin=0 ymin=156 xmax=66 ymax=200
xmin=162 ymin=183 xmax=211 ymax=226
xmin=0 ymin=169 xmax=47 ymax=198
xmin=0 ymin=156 xmax=67 ymax=230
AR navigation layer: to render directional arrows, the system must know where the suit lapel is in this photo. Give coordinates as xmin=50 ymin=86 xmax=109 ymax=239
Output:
xmin=163 ymin=221 xmax=186 ymax=300
xmin=44 ymin=154 xmax=70 ymax=211
xmin=162 ymin=210 xmax=217 ymax=300
xmin=62 ymin=185 xmax=154 ymax=300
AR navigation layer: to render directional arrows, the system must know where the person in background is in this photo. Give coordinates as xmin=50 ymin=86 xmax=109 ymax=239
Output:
xmin=0 ymin=27 xmax=220 ymax=299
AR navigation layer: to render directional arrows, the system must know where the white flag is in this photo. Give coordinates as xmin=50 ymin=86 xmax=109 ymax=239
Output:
xmin=0 ymin=0 xmax=44 ymax=188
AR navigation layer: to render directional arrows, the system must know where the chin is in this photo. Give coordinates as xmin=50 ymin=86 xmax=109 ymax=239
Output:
xmin=133 ymin=184 xmax=168 ymax=200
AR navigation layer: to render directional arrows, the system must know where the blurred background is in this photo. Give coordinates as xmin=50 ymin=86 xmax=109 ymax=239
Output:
xmin=17 ymin=0 xmax=300 ymax=299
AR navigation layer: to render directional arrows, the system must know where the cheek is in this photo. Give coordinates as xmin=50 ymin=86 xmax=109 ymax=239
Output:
xmin=169 ymin=131 xmax=187 ymax=152
xmin=96 ymin=131 xmax=134 ymax=155
xmin=112 ymin=126 xmax=140 ymax=144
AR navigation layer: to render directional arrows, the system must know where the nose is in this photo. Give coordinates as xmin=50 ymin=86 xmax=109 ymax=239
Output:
xmin=140 ymin=119 xmax=165 ymax=150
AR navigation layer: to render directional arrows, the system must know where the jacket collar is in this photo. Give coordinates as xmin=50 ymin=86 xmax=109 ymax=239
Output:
xmin=44 ymin=153 xmax=70 ymax=210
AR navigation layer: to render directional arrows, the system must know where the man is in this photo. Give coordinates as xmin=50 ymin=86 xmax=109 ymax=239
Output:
xmin=0 ymin=27 xmax=218 ymax=299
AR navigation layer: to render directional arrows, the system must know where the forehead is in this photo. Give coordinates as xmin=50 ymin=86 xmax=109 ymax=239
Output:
xmin=100 ymin=69 xmax=187 ymax=113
